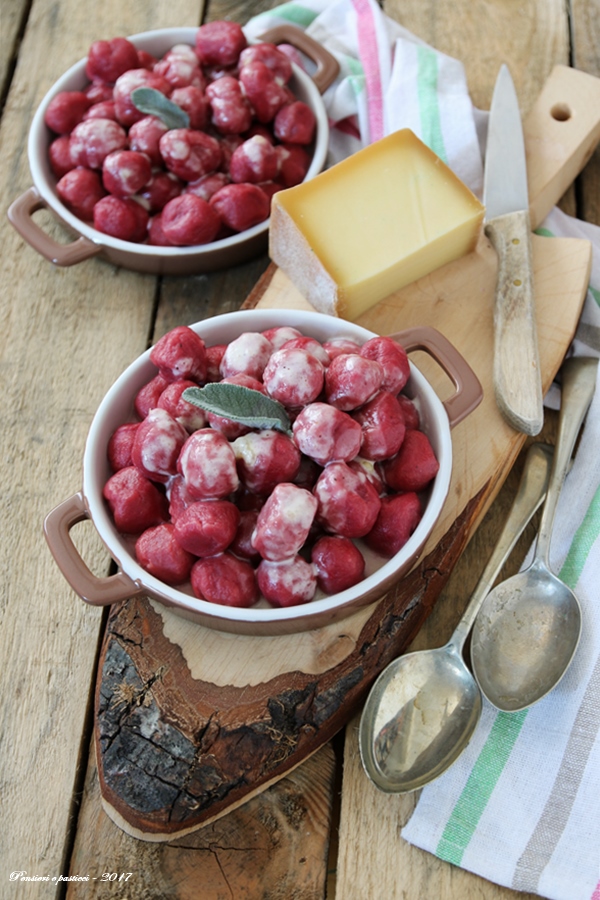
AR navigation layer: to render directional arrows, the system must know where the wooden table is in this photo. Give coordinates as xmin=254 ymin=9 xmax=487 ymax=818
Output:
xmin=1 ymin=0 xmax=598 ymax=897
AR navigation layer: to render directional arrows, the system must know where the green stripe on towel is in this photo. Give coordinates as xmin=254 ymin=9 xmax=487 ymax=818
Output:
xmin=416 ymin=46 xmax=447 ymax=163
xmin=559 ymin=484 xmax=600 ymax=588
xmin=260 ymin=3 xmax=319 ymax=28
xmin=435 ymin=710 xmax=528 ymax=865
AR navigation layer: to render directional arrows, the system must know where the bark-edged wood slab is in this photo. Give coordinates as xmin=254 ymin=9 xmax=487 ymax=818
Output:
xmin=68 ymin=739 xmax=337 ymax=898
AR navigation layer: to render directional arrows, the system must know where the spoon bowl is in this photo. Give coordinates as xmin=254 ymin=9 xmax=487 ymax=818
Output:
xmin=360 ymin=643 xmax=482 ymax=792
xmin=359 ymin=442 xmax=553 ymax=792
xmin=471 ymin=561 xmax=582 ymax=710
xmin=471 ymin=357 xmax=597 ymax=712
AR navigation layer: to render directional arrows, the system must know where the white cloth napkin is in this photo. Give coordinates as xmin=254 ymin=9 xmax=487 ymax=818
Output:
xmin=246 ymin=4 xmax=600 ymax=898
xmin=402 ymin=210 xmax=600 ymax=900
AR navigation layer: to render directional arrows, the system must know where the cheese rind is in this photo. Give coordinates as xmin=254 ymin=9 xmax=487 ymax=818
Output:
xmin=269 ymin=129 xmax=485 ymax=320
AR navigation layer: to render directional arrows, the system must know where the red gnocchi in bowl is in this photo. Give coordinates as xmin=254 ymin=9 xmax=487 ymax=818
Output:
xmin=101 ymin=315 xmax=441 ymax=611
xmin=46 ymin=24 xmax=318 ymax=247
xmin=13 ymin=27 xmax=333 ymax=274
xmin=46 ymin=310 xmax=475 ymax=635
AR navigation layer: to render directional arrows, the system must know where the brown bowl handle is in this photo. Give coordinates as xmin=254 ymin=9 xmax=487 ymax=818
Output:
xmin=258 ymin=24 xmax=340 ymax=94
xmin=8 ymin=187 xmax=101 ymax=266
xmin=390 ymin=326 xmax=483 ymax=429
xmin=44 ymin=492 xmax=142 ymax=606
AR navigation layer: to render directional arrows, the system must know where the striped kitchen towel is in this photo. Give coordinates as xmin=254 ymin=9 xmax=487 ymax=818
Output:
xmin=402 ymin=207 xmax=600 ymax=900
xmin=246 ymin=4 xmax=600 ymax=898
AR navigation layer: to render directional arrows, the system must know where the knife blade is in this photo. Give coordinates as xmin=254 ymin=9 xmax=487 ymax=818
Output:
xmin=484 ymin=64 xmax=543 ymax=436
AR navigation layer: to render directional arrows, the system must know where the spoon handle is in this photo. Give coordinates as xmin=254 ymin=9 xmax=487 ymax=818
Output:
xmin=535 ymin=357 xmax=598 ymax=566
xmin=451 ymin=442 xmax=553 ymax=650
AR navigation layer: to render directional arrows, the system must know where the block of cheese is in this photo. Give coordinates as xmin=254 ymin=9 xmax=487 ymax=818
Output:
xmin=269 ymin=129 xmax=485 ymax=320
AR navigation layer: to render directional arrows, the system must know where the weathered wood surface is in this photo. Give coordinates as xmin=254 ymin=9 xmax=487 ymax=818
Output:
xmin=0 ymin=0 xmax=27 ymax=100
xmin=1 ymin=0 xmax=598 ymax=898
xmin=334 ymin=1 xmax=600 ymax=898
xmin=0 ymin=0 xmax=273 ymax=896
xmin=96 ymin=501 xmax=474 ymax=839
xmin=68 ymin=741 xmax=336 ymax=899
xmin=0 ymin=0 xmax=189 ymax=892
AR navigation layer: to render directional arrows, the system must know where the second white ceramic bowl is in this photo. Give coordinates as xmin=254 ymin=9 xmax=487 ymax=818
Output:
xmin=8 ymin=26 xmax=337 ymax=274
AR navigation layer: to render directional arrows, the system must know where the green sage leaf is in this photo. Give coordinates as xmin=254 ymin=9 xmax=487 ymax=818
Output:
xmin=183 ymin=383 xmax=292 ymax=434
xmin=131 ymin=87 xmax=190 ymax=129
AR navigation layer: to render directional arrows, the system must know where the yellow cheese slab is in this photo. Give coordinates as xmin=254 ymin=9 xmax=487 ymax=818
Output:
xmin=269 ymin=129 xmax=485 ymax=320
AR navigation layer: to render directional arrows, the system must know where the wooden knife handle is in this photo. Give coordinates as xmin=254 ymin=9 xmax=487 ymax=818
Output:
xmin=485 ymin=208 xmax=544 ymax=436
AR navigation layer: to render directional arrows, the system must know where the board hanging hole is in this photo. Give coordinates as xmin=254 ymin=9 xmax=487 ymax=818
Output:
xmin=550 ymin=102 xmax=572 ymax=122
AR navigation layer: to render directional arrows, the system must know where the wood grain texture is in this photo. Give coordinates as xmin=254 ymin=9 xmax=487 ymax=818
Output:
xmin=571 ymin=0 xmax=600 ymax=231
xmin=385 ymin=0 xmax=569 ymax=114
xmin=525 ymin=66 xmax=600 ymax=229
xmin=0 ymin=0 xmax=207 ymax=895
xmin=0 ymin=0 xmax=27 ymax=100
xmin=89 ymin=13 xmax=593 ymax=846
xmin=51 ymin=0 xmax=321 ymax=895
xmin=337 ymin=710 xmax=540 ymax=900
xmin=334 ymin=427 xmax=563 ymax=900
xmin=67 ymin=741 xmax=336 ymax=899
xmin=485 ymin=210 xmax=543 ymax=435
xmin=2 ymin=0 xmax=597 ymax=896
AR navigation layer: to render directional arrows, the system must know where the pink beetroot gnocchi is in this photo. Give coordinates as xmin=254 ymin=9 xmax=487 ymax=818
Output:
xmin=191 ymin=553 xmax=258 ymax=607
xmin=45 ymin=24 xmax=316 ymax=244
xmin=150 ymin=325 xmax=207 ymax=383
xmin=352 ymin=391 xmax=406 ymax=461
xmin=325 ymin=354 xmax=384 ymax=411
xmin=174 ymin=499 xmax=239 ymax=557
xmin=135 ymin=522 xmax=194 ymax=585
xmin=251 ymin=482 xmax=317 ymax=561
xmin=311 ymin=535 xmax=365 ymax=594
xmin=256 ymin=556 xmax=317 ymax=607
xmin=313 ymin=461 xmax=381 ymax=538
xmin=232 ymin=430 xmax=301 ymax=494
xmin=262 ymin=347 xmax=324 ymax=408
xmin=103 ymin=325 xmax=440 ymax=610
xmin=292 ymin=403 xmax=362 ymax=466
xmin=178 ymin=428 xmax=239 ymax=499
xmin=131 ymin=407 xmax=187 ymax=482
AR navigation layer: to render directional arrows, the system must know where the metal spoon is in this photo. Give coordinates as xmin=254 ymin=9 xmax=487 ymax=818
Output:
xmin=359 ymin=442 xmax=553 ymax=793
xmin=471 ymin=356 xmax=597 ymax=712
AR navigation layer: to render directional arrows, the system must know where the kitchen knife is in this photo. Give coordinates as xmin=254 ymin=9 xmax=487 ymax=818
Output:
xmin=484 ymin=64 xmax=544 ymax=436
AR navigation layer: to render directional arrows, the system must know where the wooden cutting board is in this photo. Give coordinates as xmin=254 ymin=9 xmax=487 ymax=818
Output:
xmin=95 ymin=65 xmax=600 ymax=841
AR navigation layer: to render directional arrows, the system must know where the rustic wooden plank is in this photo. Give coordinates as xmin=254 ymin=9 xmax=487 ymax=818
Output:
xmin=88 ymin=201 xmax=590 ymax=846
xmin=334 ymin=0 xmax=578 ymax=897
xmin=0 ymin=0 xmax=28 ymax=100
xmin=386 ymin=0 xmax=570 ymax=113
xmin=0 ymin=1 xmax=206 ymax=896
xmin=66 ymin=742 xmax=335 ymax=899
xmin=571 ymin=0 xmax=600 ymax=228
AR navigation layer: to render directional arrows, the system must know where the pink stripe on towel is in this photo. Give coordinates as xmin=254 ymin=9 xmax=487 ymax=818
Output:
xmin=352 ymin=0 xmax=384 ymax=142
